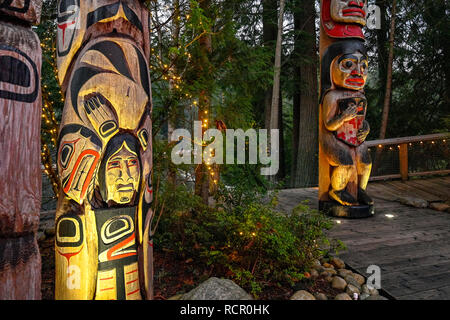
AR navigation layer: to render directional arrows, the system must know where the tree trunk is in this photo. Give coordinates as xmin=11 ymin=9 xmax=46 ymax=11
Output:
xmin=291 ymin=0 xmax=319 ymax=187
xmin=269 ymin=0 xmax=285 ymax=131
xmin=277 ymin=90 xmax=286 ymax=180
xmin=195 ymin=0 xmax=212 ymax=204
xmin=168 ymin=0 xmax=181 ymax=185
xmin=262 ymin=0 xmax=278 ymax=129
xmin=379 ymin=0 xmax=397 ymax=140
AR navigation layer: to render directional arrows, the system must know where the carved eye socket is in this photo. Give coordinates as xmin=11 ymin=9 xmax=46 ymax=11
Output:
xmin=127 ymin=159 xmax=138 ymax=168
xmin=342 ymin=59 xmax=355 ymax=70
xmin=108 ymin=161 xmax=121 ymax=170
xmin=360 ymin=62 xmax=368 ymax=73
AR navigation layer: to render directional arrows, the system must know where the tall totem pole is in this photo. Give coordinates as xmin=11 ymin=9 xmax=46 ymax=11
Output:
xmin=319 ymin=0 xmax=374 ymax=218
xmin=55 ymin=0 xmax=154 ymax=299
xmin=0 ymin=0 xmax=43 ymax=299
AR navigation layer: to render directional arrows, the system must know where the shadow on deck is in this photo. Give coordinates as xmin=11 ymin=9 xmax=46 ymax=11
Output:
xmin=277 ymin=176 xmax=450 ymax=300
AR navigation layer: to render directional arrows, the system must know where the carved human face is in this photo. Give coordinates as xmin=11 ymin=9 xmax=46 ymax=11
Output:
xmin=332 ymin=51 xmax=368 ymax=90
xmin=57 ymin=0 xmax=81 ymax=56
xmin=330 ymin=0 xmax=367 ymax=26
xmin=105 ymin=142 xmax=140 ymax=204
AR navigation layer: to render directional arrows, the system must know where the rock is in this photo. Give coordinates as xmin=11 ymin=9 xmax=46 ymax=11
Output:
xmin=398 ymin=196 xmax=428 ymax=208
xmin=310 ymin=269 xmax=319 ymax=279
xmin=346 ymin=284 xmax=360 ymax=296
xmin=315 ymin=266 xmax=325 ymax=273
xmin=314 ymin=293 xmax=328 ymax=300
xmin=335 ymin=293 xmax=352 ymax=300
xmin=290 ymin=290 xmax=316 ymax=300
xmin=323 ymin=262 xmax=334 ymax=269
xmin=361 ymin=284 xmax=371 ymax=295
xmin=312 ymin=259 xmax=321 ymax=268
xmin=359 ymin=293 xmax=370 ymax=300
xmin=352 ymin=273 xmax=365 ymax=286
xmin=168 ymin=294 xmax=184 ymax=300
xmin=323 ymin=268 xmax=337 ymax=275
xmin=430 ymin=202 xmax=450 ymax=212
xmin=330 ymin=257 xmax=345 ymax=269
xmin=325 ymin=276 xmax=334 ymax=283
xmin=331 ymin=276 xmax=347 ymax=291
xmin=182 ymin=277 xmax=253 ymax=300
xmin=344 ymin=275 xmax=361 ymax=290
xmin=320 ymin=271 xmax=331 ymax=278
xmin=44 ymin=227 xmax=55 ymax=237
xmin=320 ymin=258 xmax=328 ymax=265
xmin=365 ymin=295 xmax=388 ymax=300
xmin=369 ymin=287 xmax=379 ymax=296
xmin=338 ymin=269 xmax=353 ymax=278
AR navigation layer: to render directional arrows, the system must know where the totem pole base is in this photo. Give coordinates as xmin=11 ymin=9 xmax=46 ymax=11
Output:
xmin=319 ymin=201 xmax=375 ymax=219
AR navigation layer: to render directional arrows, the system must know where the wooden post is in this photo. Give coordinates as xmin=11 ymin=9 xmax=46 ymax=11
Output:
xmin=0 ymin=0 xmax=43 ymax=299
xmin=399 ymin=143 xmax=409 ymax=182
xmin=55 ymin=0 xmax=153 ymax=300
xmin=318 ymin=0 xmax=374 ymax=218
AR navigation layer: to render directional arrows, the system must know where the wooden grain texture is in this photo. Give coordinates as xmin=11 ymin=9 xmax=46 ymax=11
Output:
xmin=278 ymin=176 xmax=450 ymax=300
xmin=0 ymin=15 xmax=42 ymax=299
xmin=318 ymin=1 xmax=372 ymax=207
xmin=0 ymin=0 xmax=43 ymax=24
xmin=55 ymin=0 xmax=153 ymax=300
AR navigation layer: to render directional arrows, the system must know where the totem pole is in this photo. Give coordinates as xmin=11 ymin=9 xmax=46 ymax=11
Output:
xmin=55 ymin=0 xmax=153 ymax=299
xmin=0 ymin=0 xmax=43 ymax=299
xmin=319 ymin=0 xmax=374 ymax=218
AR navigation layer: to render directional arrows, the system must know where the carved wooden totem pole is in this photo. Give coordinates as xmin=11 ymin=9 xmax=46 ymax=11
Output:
xmin=319 ymin=0 xmax=374 ymax=218
xmin=55 ymin=0 xmax=153 ymax=299
xmin=0 ymin=0 xmax=43 ymax=299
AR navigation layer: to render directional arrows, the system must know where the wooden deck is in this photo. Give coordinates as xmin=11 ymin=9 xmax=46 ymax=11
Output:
xmin=277 ymin=176 xmax=450 ymax=300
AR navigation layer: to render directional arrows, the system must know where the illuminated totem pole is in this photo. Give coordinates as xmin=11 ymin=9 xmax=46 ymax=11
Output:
xmin=319 ymin=0 xmax=374 ymax=218
xmin=0 ymin=0 xmax=43 ymax=299
xmin=55 ymin=0 xmax=153 ymax=299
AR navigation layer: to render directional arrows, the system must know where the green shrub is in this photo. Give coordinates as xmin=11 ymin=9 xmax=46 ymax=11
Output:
xmin=153 ymin=178 xmax=345 ymax=297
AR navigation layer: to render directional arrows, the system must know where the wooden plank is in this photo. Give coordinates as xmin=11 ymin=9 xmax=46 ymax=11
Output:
xmin=385 ymin=180 xmax=441 ymax=202
xmin=366 ymin=133 xmax=449 ymax=148
xmin=369 ymin=174 xmax=402 ymax=181
xmin=409 ymin=170 xmax=450 ymax=178
xmin=405 ymin=180 xmax=449 ymax=201
xmin=398 ymin=285 xmax=450 ymax=300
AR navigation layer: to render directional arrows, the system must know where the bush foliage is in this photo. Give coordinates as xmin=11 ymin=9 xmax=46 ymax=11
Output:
xmin=153 ymin=168 xmax=345 ymax=296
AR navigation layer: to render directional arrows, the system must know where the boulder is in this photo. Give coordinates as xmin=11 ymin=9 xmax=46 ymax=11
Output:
xmin=430 ymin=202 xmax=450 ymax=212
xmin=338 ymin=269 xmax=353 ymax=278
xmin=290 ymin=290 xmax=316 ymax=300
xmin=330 ymin=257 xmax=345 ymax=269
xmin=182 ymin=277 xmax=253 ymax=300
xmin=365 ymin=295 xmax=388 ymax=300
xmin=331 ymin=276 xmax=347 ymax=291
xmin=310 ymin=269 xmax=319 ymax=279
xmin=344 ymin=275 xmax=361 ymax=290
xmin=335 ymin=293 xmax=352 ymax=300
xmin=314 ymin=293 xmax=328 ymax=300
xmin=398 ymin=196 xmax=428 ymax=208
xmin=346 ymin=284 xmax=360 ymax=296
xmin=351 ymin=273 xmax=365 ymax=286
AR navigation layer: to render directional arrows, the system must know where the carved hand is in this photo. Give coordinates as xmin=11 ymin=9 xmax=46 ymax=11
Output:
xmin=341 ymin=104 xmax=358 ymax=122
xmin=83 ymin=93 xmax=118 ymax=140
xmin=357 ymin=120 xmax=370 ymax=142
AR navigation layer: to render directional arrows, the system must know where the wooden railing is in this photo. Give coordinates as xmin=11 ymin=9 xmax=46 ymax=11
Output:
xmin=366 ymin=133 xmax=450 ymax=182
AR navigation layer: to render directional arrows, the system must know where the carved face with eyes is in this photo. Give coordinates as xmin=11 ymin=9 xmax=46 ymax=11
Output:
xmin=331 ymin=51 xmax=368 ymax=90
xmin=104 ymin=141 xmax=140 ymax=204
xmin=330 ymin=0 xmax=367 ymax=26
